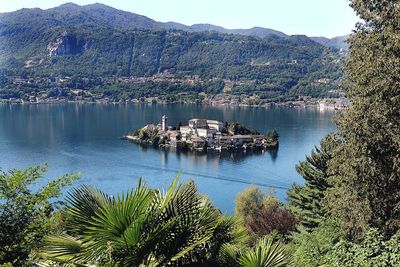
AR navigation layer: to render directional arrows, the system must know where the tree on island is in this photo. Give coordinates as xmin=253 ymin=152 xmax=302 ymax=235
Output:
xmin=266 ymin=130 xmax=279 ymax=142
xmin=225 ymin=122 xmax=258 ymax=135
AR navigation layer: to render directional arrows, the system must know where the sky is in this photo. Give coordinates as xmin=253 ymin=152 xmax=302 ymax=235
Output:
xmin=0 ymin=0 xmax=359 ymax=38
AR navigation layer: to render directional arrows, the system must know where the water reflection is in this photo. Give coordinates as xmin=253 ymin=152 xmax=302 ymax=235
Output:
xmin=0 ymin=103 xmax=335 ymax=213
xmin=135 ymin=142 xmax=279 ymax=165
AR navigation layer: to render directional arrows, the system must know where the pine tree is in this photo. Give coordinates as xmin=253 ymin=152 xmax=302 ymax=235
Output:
xmin=326 ymin=0 xmax=400 ymax=238
xmin=287 ymin=139 xmax=331 ymax=230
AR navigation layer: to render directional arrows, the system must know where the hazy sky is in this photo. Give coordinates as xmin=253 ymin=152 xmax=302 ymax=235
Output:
xmin=0 ymin=0 xmax=359 ymax=38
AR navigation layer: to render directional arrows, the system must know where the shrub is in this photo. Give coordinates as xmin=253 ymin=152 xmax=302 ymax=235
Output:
xmin=328 ymin=228 xmax=400 ymax=267
xmin=246 ymin=196 xmax=298 ymax=241
xmin=290 ymin=219 xmax=341 ymax=267
xmin=0 ymin=165 xmax=78 ymax=266
xmin=235 ymin=186 xmax=297 ymax=241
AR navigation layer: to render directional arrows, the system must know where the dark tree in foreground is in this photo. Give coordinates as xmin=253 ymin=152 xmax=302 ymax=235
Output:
xmin=287 ymin=138 xmax=332 ymax=230
xmin=327 ymin=0 xmax=400 ymax=238
xmin=0 ymin=165 xmax=78 ymax=266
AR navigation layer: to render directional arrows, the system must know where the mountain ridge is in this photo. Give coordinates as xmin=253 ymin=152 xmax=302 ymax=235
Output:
xmin=0 ymin=2 xmax=348 ymax=50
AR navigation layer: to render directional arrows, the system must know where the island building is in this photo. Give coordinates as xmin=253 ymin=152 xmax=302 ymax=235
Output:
xmin=161 ymin=115 xmax=168 ymax=131
xmin=129 ymin=115 xmax=275 ymax=151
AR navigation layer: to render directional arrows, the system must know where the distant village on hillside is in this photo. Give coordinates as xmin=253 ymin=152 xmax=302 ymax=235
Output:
xmin=123 ymin=116 xmax=279 ymax=152
xmin=1 ymin=75 xmax=349 ymax=109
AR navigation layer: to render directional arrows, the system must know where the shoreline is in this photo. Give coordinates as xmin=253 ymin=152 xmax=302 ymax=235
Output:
xmin=123 ymin=134 xmax=279 ymax=153
xmin=0 ymin=97 xmax=348 ymax=110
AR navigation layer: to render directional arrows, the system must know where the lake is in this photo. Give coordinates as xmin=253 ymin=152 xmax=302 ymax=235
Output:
xmin=0 ymin=103 xmax=336 ymax=213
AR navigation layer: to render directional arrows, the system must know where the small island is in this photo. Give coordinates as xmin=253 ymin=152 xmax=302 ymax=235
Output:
xmin=123 ymin=115 xmax=279 ymax=152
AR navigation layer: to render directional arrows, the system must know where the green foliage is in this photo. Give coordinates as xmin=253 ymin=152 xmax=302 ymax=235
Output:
xmin=226 ymin=123 xmax=258 ymax=135
xmin=0 ymin=165 xmax=78 ymax=266
xmin=328 ymin=229 xmax=400 ymax=267
xmin=219 ymin=237 xmax=293 ymax=267
xmin=286 ymin=2 xmax=400 ymax=265
xmin=264 ymin=130 xmax=279 ymax=148
xmin=289 ymin=219 xmax=341 ymax=267
xmin=287 ymin=138 xmax=331 ymax=230
xmin=235 ymin=186 xmax=265 ymax=223
xmin=326 ymin=0 xmax=400 ymax=238
xmin=138 ymin=128 xmax=150 ymax=140
xmin=137 ymin=128 xmax=161 ymax=146
xmin=266 ymin=130 xmax=279 ymax=142
xmin=38 ymin=176 xmax=246 ymax=266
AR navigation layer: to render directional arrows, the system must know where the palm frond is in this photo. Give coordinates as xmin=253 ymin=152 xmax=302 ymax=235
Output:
xmin=37 ymin=234 xmax=84 ymax=263
xmin=218 ymin=243 xmax=242 ymax=267
xmin=65 ymin=185 xmax=111 ymax=234
xmin=239 ymin=237 xmax=292 ymax=267
xmin=39 ymin=175 xmax=238 ymax=266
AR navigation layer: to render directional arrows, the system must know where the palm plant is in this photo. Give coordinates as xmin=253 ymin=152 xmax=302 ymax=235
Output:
xmin=219 ymin=237 xmax=292 ymax=267
xmin=37 ymin=176 xmax=246 ymax=266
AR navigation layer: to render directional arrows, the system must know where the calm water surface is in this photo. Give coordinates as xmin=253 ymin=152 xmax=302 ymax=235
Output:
xmin=0 ymin=103 xmax=335 ymax=212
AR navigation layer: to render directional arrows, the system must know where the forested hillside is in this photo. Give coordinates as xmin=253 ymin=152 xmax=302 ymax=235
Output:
xmin=0 ymin=3 xmax=345 ymax=102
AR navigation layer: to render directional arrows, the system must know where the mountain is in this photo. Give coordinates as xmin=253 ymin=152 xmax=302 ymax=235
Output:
xmin=230 ymin=27 xmax=287 ymax=39
xmin=0 ymin=2 xmax=348 ymax=48
xmin=310 ymin=35 xmax=349 ymax=50
xmin=325 ymin=35 xmax=349 ymax=50
xmin=310 ymin=37 xmax=330 ymax=46
xmin=49 ymin=3 xmax=162 ymax=30
xmin=1 ymin=2 xmax=344 ymax=43
xmin=51 ymin=3 xmax=289 ymax=39
xmin=182 ymin=24 xmax=288 ymax=39
xmin=0 ymin=3 xmax=345 ymax=101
